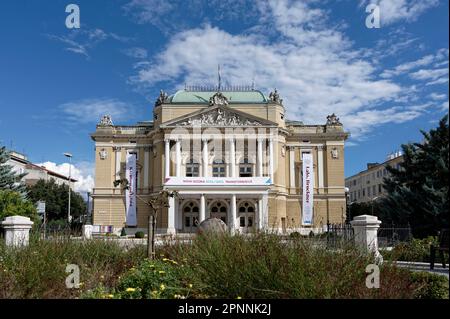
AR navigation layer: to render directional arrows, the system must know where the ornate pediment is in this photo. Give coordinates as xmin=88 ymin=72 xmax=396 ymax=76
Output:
xmin=173 ymin=107 xmax=264 ymax=127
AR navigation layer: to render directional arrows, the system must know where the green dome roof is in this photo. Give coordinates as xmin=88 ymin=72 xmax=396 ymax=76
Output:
xmin=169 ymin=90 xmax=268 ymax=104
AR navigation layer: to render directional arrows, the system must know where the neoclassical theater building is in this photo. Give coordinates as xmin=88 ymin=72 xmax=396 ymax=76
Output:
xmin=91 ymin=86 xmax=349 ymax=235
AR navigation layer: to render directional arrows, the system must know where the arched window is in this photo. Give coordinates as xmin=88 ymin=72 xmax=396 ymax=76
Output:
xmin=238 ymin=201 xmax=255 ymax=229
xmin=212 ymin=159 xmax=226 ymax=177
xmin=210 ymin=201 xmax=227 ymax=224
xmin=239 ymin=158 xmax=253 ymax=177
xmin=186 ymin=158 xmax=199 ymax=177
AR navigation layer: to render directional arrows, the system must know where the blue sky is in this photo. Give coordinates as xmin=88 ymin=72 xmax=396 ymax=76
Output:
xmin=0 ymin=0 xmax=448 ymax=193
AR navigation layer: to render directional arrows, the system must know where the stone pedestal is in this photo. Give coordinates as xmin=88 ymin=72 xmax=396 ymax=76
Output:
xmin=82 ymin=224 xmax=93 ymax=239
xmin=1 ymin=216 xmax=34 ymax=247
xmin=350 ymin=215 xmax=383 ymax=263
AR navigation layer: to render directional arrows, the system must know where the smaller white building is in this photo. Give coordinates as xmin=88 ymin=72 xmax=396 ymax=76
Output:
xmin=6 ymin=151 xmax=77 ymax=188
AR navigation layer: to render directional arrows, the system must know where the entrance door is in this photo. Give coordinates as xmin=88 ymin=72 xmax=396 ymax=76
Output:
xmin=183 ymin=202 xmax=199 ymax=233
xmin=238 ymin=201 xmax=255 ymax=233
xmin=210 ymin=201 xmax=228 ymax=225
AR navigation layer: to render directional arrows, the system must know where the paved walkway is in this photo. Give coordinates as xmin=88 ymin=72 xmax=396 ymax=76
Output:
xmin=395 ymin=261 xmax=449 ymax=278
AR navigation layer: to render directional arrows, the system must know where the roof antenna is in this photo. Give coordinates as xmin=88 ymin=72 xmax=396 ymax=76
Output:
xmin=217 ymin=64 xmax=221 ymax=92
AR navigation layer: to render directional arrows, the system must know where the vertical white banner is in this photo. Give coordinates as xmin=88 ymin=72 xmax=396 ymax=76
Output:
xmin=125 ymin=152 xmax=137 ymax=226
xmin=302 ymin=153 xmax=314 ymax=226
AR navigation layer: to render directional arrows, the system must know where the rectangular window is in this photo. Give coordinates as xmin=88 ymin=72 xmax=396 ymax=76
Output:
xmin=240 ymin=217 xmax=245 ymax=227
xmin=378 ymin=184 xmax=382 ymax=193
xmin=185 ymin=217 xmax=190 ymax=227
xmin=362 ymin=189 xmax=365 ymax=197
xmin=358 ymin=190 xmax=361 ymax=199
xmin=373 ymin=185 xmax=376 ymax=195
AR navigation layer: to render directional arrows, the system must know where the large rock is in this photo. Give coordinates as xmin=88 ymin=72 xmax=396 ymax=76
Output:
xmin=197 ymin=218 xmax=227 ymax=235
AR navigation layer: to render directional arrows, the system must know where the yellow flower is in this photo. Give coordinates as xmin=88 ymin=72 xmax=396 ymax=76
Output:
xmin=162 ymin=258 xmax=169 ymax=261
xmin=236 ymin=296 xmax=242 ymax=299
xmin=171 ymin=260 xmax=178 ymax=265
xmin=188 ymin=283 xmax=193 ymax=289
xmin=126 ymin=288 xmax=136 ymax=292
xmin=160 ymin=284 xmax=166 ymax=291
xmin=158 ymin=271 xmax=165 ymax=275
xmin=107 ymin=294 xmax=114 ymax=298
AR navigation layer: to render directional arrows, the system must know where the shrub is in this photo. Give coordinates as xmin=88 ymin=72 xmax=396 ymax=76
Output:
xmin=135 ymin=231 xmax=145 ymax=239
xmin=120 ymin=228 xmax=127 ymax=237
xmin=114 ymin=258 xmax=192 ymax=299
xmin=0 ymin=237 xmax=146 ymax=298
xmin=0 ymin=190 xmax=38 ymax=222
xmin=161 ymin=233 xmax=419 ymax=299
xmin=384 ymin=237 xmax=448 ymax=263
xmin=289 ymin=232 xmax=300 ymax=238
xmin=410 ymin=271 xmax=449 ymax=299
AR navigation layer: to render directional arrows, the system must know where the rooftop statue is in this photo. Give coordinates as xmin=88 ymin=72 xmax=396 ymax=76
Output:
xmin=326 ymin=113 xmax=342 ymax=125
xmin=98 ymin=114 xmax=113 ymax=126
xmin=155 ymin=90 xmax=169 ymax=106
xmin=269 ymin=88 xmax=283 ymax=104
xmin=209 ymin=92 xmax=229 ymax=106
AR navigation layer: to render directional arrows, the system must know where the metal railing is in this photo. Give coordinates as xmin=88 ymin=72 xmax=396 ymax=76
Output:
xmin=377 ymin=225 xmax=412 ymax=248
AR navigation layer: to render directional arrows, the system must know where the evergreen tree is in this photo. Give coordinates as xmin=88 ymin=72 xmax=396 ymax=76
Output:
xmin=0 ymin=146 xmax=27 ymax=195
xmin=379 ymin=114 xmax=449 ymax=238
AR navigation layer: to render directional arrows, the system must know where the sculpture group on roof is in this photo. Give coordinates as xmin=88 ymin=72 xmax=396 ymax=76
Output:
xmin=209 ymin=92 xmax=229 ymax=106
xmin=155 ymin=90 xmax=169 ymax=106
xmin=326 ymin=113 xmax=342 ymax=125
xmin=98 ymin=114 xmax=113 ymax=126
xmin=269 ymin=88 xmax=283 ymax=104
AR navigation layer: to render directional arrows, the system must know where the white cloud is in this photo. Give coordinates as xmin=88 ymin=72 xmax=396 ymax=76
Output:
xmin=441 ymin=101 xmax=449 ymax=111
xmin=429 ymin=93 xmax=447 ymax=100
xmin=122 ymin=47 xmax=148 ymax=59
xmin=59 ymin=98 xmax=135 ymax=124
xmin=410 ymin=67 xmax=449 ymax=81
xmin=37 ymin=161 xmax=94 ymax=195
xmin=47 ymin=28 xmax=131 ymax=59
xmin=130 ymin=0 xmax=414 ymax=140
xmin=380 ymin=48 xmax=448 ymax=78
xmin=361 ymin=0 xmax=439 ymax=26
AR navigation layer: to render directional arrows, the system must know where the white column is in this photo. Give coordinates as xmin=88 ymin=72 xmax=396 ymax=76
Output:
xmin=269 ymin=137 xmax=274 ymax=182
xmin=258 ymin=197 xmax=263 ymax=230
xmin=202 ymin=138 xmax=208 ymax=177
xmin=167 ymin=196 xmax=176 ymax=234
xmin=144 ymin=148 xmax=149 ymax=191
xmin=200 ymin=194 xmax=206 ymax=222
xmin=229 ymin=138 xmax=236 ymax=177
xmin=261 ymin=194 xmax=269 ymax=229
xmin=289 ymin=146 xmax=295 ymax=190
xmin=257 ymin=138 xmax=263 ymax=176
xmin=175 ymin=139 xmax=181 ymax=177
xmin=318 ymin=145 xmax=324 ymax=192
xmin=164 ymin=138 xmax=170 ymax=178
xmin=230 ymin=194 xmax=237 ymax=234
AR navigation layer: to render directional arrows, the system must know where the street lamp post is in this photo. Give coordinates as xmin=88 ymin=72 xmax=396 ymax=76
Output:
xmin=64 ymin=153 xmax=73 ymax=223
xmin=371 ymin=196 xmax=380 ymax=216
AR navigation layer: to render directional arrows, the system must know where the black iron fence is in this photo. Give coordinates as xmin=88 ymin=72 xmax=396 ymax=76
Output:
xmin=326 ymin=223 xmax=354 ymax=248
xmin=378 ymin=225 xmax=412 ymax=248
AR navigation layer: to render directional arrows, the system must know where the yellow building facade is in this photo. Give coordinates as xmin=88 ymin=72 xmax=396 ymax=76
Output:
xmin=91 ymin=87 xmax=349 ymax=235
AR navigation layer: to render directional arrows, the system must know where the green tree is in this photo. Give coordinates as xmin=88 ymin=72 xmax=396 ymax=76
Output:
xmin=0 ymin=146 xmax=27 ymax=195
xmin=0 ymin=190 xmax=38 ymax=222
xmin=379 ymin=114 xmax=449 ymax=238
xmin=27 ymin=179 xmax=86 ymax=222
